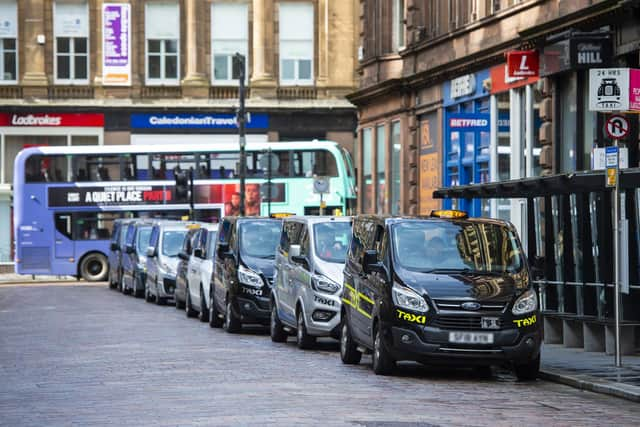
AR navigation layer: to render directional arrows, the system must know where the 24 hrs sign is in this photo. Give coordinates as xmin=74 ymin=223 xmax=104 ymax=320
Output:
xmin=589 ymin=68 xmax=630 ymax=111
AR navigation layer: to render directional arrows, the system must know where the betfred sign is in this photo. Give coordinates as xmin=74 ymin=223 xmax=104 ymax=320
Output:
xmin=0 ymin=113 xmax=104 ymax=127
xmin=507 ymin=50 xmax=539 ymax=78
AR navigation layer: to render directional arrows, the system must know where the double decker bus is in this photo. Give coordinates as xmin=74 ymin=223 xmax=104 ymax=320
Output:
xmin=13 ymin=141 xmax=355 ymax=281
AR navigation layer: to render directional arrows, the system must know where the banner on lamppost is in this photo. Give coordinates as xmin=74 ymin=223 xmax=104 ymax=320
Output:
xmin=103 ymin=3 xmax=131 ymax=86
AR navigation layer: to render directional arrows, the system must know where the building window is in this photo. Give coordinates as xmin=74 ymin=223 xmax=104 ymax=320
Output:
xmin=211 ymin=3 xmax=248 ymax=85
xmin=279 ymin=2 xmax=313 ymax=85
xmin=362 ymin=128 xmax=372 ymax=213
xmin=0 ymin=1 xmax=17 ymax=83
xmin=392 ymin=0 xmax=405 ymax=52
xmin=376 ymin=124 xmax=386 ymax=213
xmin=145 ymin=1 xmax=180 ymax=85
xmin=391 ymin=121 xmax=401 ymax=215
xmin=54 ymin=0 xmax=89 ymax=84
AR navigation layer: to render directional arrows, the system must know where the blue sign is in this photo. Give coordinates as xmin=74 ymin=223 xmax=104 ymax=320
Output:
xmin=131 ymin=113 xmax=269 ymax=129
xmin=447 ymin=113 xmax=490 ymax=132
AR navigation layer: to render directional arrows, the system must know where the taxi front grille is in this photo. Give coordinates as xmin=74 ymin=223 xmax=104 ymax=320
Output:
xmin=433 ymin=299 xmax=506 ymax=313
xmin=163 ymin=278 xmax=176 ymax=294
xmin=433 ymin=315 xmax=487 ymax=331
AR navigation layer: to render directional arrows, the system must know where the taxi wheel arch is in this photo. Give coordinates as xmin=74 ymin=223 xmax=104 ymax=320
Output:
xmin=78 ymin=252 xmax=109 ymax=282
xmin=372 ymin=320 xmax=395 ymax=375
xmin=296 ymin=303 xmax=316 ymax=350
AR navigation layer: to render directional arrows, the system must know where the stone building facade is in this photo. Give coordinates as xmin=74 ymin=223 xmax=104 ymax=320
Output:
xmin=349 ymin=0 xmax=640 ymax=220
xmin=0 ymin=0 xmax=360 ymax=268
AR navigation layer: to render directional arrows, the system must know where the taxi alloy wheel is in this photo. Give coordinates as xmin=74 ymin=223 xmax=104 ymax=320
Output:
xmin=296 ymin=309 xmax=316 ymax=350
xmin=270 ymin=304 xmax=287 ymax=343
xmin=185 ymin=287 xmax=197 ymax=318
xmin=144 ymin=281 xmax=153 ymax=303
xmin=372 ymin=326 xmax=395 ymax=376
xmin=223 ymin=300 xmax=241 ymax=333
xmin=340 ymin=320 xmax=362 ymax=365
xmin=209 ymin=289 xmax=223 ymax=328
xmin=198 ymin=287 xmax=209 ymax=323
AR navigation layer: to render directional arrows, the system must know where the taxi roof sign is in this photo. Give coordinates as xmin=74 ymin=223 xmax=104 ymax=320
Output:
xmin=270 ymin=212 xmax=295 ymax=219
xmin=430 ymin=209 xmax=468 ymax=219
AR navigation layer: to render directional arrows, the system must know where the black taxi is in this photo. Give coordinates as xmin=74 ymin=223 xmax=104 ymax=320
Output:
xmin=339 ymin=211 xmax=541 ymax=380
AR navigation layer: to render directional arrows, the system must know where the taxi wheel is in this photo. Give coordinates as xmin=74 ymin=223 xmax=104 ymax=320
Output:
xmin=185 ymin=287 xmax=197 ymax=318
xmin=223 ymin=300 xmax=241 ymax=333
xmin=133 ymin=275 xmax=144 ymax=298
xmin=270 ymin=304 xmax=287 ymax=343
xmin=209 ymin=289 xmax=223 ymax=328
xmin=340 ymin=320 xmax=362 ymax=365
xmin=198 ymin=287 xmax=209 ymax=323
xmin=514 ymin=355 xmax=540 ymax=381
xmin=296 ymin=309 xmax=316 ymax=350
xmin=372 ymin=326 xmax=395 ymax=376
xmin=144 ymin=281 xmax=154 ymax=303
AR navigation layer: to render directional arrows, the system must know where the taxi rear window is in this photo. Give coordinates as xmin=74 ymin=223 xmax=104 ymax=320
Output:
xmin=391 ymin=221 xmax=524 ymax=273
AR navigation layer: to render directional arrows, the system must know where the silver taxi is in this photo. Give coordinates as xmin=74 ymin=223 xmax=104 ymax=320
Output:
xmin=271 ymin=216 xmax=352 ymax=348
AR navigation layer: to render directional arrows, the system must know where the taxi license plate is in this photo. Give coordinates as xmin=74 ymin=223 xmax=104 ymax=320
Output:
xmin=448 ymin=332 xmax=494 ymax=344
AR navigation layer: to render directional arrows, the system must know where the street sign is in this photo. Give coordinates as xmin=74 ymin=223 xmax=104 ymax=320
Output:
xmin=506 ymin=50 xmax=539 ymax=78
xmin=589 ymin=68 xmax=630 ymax=111
xmin=605 ymin=146 xmax=618 ymax=188
xmin=605 ymin=115 xmax=629 ymax=140
xmin=312 ymin=176 xmax=330 ymax=194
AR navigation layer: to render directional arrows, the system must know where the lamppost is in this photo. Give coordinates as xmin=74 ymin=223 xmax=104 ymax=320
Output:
xmin=233 ymin=53 xmax=246 ymax=216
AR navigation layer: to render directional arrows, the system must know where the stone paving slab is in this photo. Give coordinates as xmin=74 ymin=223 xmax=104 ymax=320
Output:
xmin=1 ymin=283 xmax=640 ymax=426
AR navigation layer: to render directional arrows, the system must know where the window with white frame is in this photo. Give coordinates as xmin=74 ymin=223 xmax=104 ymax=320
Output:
xmin=392 ymin=0 xmax=405 ymax=52
xmin=211 ymin=2 xmax=248 ymax=85
xmin=279 ymin=2 xmax=313 ymax=85
xmin=54 ymin=0 xmax=89 ymax=83
xmin=0 ymin=1 xmax=17 ymax=83
xmin=145 ymin=1 xmax=180 ymax=84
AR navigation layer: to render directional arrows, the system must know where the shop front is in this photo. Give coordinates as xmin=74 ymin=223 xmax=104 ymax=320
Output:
xmin=442 ymin=69 xmax=491 ymax=217
xmin=0 ymin=112 xmax=104 ymax=265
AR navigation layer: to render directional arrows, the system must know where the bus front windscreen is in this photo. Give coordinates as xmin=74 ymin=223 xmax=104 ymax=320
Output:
xmin=162 ymin=230 xmax=188 ymax=257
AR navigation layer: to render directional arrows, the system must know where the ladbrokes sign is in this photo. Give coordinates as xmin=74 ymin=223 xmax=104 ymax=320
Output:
xmin=0 ymin=113 xmax=104 ymax=127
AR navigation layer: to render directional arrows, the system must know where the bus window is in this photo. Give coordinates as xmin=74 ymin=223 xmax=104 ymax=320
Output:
xmin=55 ymin=214 xmax=73 ymax=239
xmin=255 ymin=150 xmax=291 ymax=178
xmin=73 ymin=212 xmax=119 ymax=240
xmin=292 ymin=150 xmax=337 ymax=177
xmin=209 ymin=152 xmax=239 ymax=178
xmin=25 ymin=154 xmax=69 ymax=183
xmin=74 ymin=155 xmax=128 ymax=181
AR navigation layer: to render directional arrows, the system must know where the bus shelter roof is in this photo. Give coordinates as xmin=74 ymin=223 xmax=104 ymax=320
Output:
xmin=433 ymin=168 xmax=640 ymax=200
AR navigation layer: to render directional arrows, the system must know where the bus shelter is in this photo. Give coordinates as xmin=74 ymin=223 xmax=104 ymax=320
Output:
xmin=433 ymin=169 xmax=640 ymax=355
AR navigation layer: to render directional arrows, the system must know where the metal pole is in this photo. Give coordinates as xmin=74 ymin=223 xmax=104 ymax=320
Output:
xmin=189 ymin=167 xmax=194 ymax=221
xmin=614 ymin=138 xmax=621 ymax=367
xmin=236 ymin=53 xmax=246 ymax=217
xmin=267 ymin=148 xmax=272 ymax=217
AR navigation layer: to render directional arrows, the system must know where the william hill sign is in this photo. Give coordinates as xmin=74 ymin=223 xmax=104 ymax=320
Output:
xmin=541 ymin=31 xmax=612 ymax=76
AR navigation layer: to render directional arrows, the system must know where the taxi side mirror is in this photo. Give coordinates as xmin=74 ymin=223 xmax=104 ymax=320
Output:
xmin=193 ymin=248 xmax=203 ymax=259
xmin=362 ymin=249 xmax=384 ymax=274
xmin=146 ymin=247 xmax=156 ymax=258
xmin=125 ymin=245 xmax=134 ymax=254
xmin=110 ymin=242 xmax=119 ymax=251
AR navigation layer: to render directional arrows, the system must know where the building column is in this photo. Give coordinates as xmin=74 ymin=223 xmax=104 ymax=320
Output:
xmin=182 ymin=0 xmax=208 ymax=97
xmin=316 ymin=0 xmax=329 ymax=92
xmin=251 ymin=0 xmax=276 ymax=97
xmin=21 ymin=0 xmax=48 ymax=97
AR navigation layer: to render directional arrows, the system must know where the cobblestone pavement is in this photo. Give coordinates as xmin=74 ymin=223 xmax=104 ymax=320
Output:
xmin=1 ymin=283 xmax=640 ymax=427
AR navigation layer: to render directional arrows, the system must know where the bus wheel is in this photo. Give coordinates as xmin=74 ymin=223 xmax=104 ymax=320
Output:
xmin=79 ymin=253 xmax=109 ymax=282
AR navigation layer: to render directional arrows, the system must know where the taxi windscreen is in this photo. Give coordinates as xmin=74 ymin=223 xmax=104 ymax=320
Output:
xmin=313 ymin=221 xmax=352 ymax=263
xmin=240 ymin=221 xmax=282 ymax=259
xmin=162 ymin=230 xmax=188 ymax=257
xmin=391 ymin=221 xmax=524 ymax=273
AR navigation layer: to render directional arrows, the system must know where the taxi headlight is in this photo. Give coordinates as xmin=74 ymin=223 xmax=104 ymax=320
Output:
xmin=311 ymin=275 xmax=340 ymax=294
xmin=512 ymin=289 xmax=538 ymax=315
xmin=238 ymin=265 xmax=263 ymax=288
xmin=392 ymin=283 xmax=429 ymax=313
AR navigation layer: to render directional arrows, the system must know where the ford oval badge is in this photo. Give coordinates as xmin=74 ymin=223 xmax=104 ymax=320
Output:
xmin=461 ymin=302 xmax=481 ymax=311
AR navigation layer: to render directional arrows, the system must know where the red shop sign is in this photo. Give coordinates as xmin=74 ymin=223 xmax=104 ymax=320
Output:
xmin=490 ymin=64 xmax=539 ymax=94
xmin=0 ymin=113 xmax=104 ymax=127
xmin=507 ymin=50 xmax=539 ymax=78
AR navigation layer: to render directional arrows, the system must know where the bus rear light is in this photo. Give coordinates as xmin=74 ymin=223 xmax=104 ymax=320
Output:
xmin=69 ymin=258 xmax=75 ymax=263
xmin=15 ymin=258 xmax=21 ymax=263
